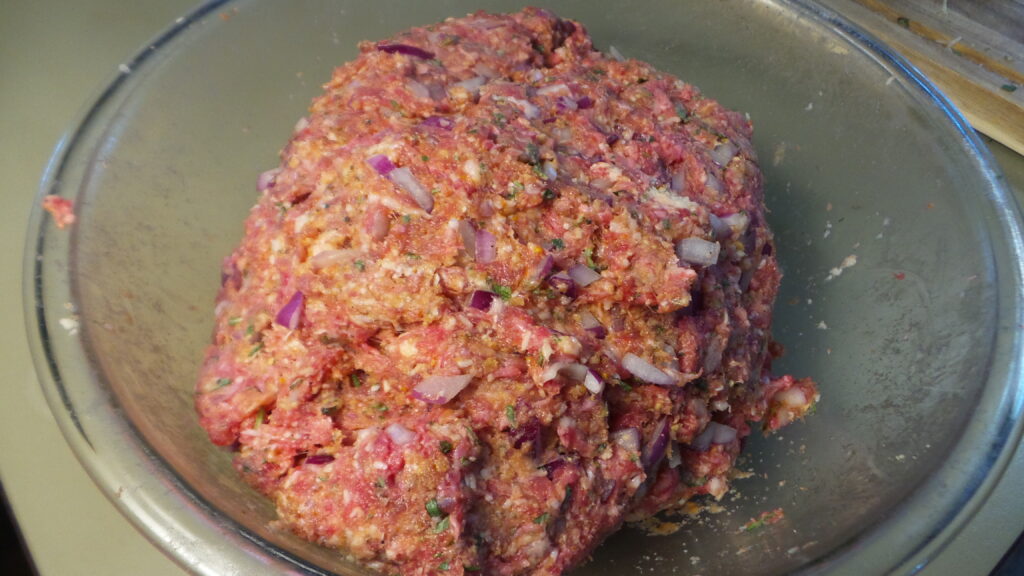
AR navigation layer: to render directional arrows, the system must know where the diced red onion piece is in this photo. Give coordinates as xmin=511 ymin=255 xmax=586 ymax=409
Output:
xmin=386 ymin=422 xmax=417 ymax=445
xmin=710 ymin=141 xmax=738 ymax=167
xmin=257 ymin=168 xmax=281 ymax=191
xmin=411 ymin=374 xmax=473 ymax=404
xmin=305 ymin=454 xmax=334 ymax=465
xmin=542 ymin=161 xmax=557 ymax=181
xmin=406 ymin=79 xmax=431 ymax=99
xmin=581 ymin=311 xmax=607 ymax=340
xmin=422 ymin=116 xmax=454 ymax=130
xmin=642 ymin=418 xmax=670 ymax=470
xmin=310 ymin=248 xmax=363 ymax=269
xmin=388 ymin=167 xmax=433 ymax=213
xmin=568 ymin=264 xmax=601 ymax=287
xmin=676 ymin=237 xmax=721 ymax=266
xmin=709 ymin=213 xmax=730 ymax=239
xmin=548 ymin=272 xmax=577 ymax=298
xmin=556 ymin=95 xmax=578 ymax=112
xmin=611 ymin=428 xmax=641 ymax=452
xmin=508 ymin=97 xmax=540 ymax=119
xmin=453 ymin=76 xmax=486 ymax=94
xmin=475 ymin=228 xmax=497 ymax=263
xmin=457 ymin=220 xmax=477 ymax=254
xmin=690 ymin=425 xmax=714 ymax=452
xmin=531 ymin=254 xmax=554 ymax=282
xmin=576 ymin=96 xmax=594 ymax=109
xmin=671 ymin=168 xmax=687 ymax=193
xmin=274 ymin=291 xmax=305 ymax=330
xmin=536 ymin=83 xmax=570 ymax=97
xmin=540 ymin=362 xmax=587 ymax=384
xmin=366 ymin=154 xmax=396 ymax=176
xmin=667 ymin=442 xmax=682 ymax=468
xmin=705 ymin=172 xmax=724 ymax=194
xmin=704 ymin=336 xmax=725 ymax=373
xmin=583 ymin=369 xmax=604 ymax=394
xmin=472 ymin=62 xmax=498 ymax=78
xmin=541 ymin=458 xmax=567 ymax=479
xmin=467 ymin=290 xmax=497 ymax=311
xmin=710 ymin=422 xmax=738 ymax=445
xmin=375 ymin=42 xmax=435 ymax=59
xmin=720 ymin=212 xmax=750 ymax=236
xmin=370 ymin=209 xmax=390 ymax=240
xmin=622 ymin=353 xmax=678 ymax=386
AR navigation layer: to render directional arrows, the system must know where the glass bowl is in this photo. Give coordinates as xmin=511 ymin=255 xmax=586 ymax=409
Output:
xmin=24 ymin=0 xmax=1024 ymax=575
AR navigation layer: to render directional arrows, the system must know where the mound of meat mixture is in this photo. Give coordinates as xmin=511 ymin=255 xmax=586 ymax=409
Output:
xmin=196 ymin=8 xmax=818 ymax=576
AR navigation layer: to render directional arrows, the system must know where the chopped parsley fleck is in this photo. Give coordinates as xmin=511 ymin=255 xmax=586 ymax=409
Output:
xmin=490 ymin=282 xmax=512 ymax=301
xmin=421 ymin=155 xmax=430 ymax=162
xmin=675 ymin=103 xmax=690 ymax=122
xmin=432 ymin=516 xmax=451 ymax=534
xmin=505 ymin=405 xmax=517 ymax=425
xmin=465 ymin=565 xmax=482 ymax=572
xmin=532 ymin=163 xmax=547 ymax=179
xmin=373 ymin=402 xmax=389 ymax=413
xmin=254 ymin=409 xmax=265 ymax=428
xmin=439 ymin=440 xmax=453 ymax=454
xmin=245 ymin=324 xmax=255 ymax=336
xmin=542 ymin=188 xmax=556 ymax=201
xmin=550 ymin=238 xmax=565 ymax=250
xmin=406 ymin=252 xmax=421 ymax=260
xmin=583 ymin=247 xmax=600 ymax=269
xmin=438 ymin=561 xmax=450 ymax=571
xmin=533 ymin=512 xmax=549 ymax=524
xmin=425 ymin=498 xmax=443 ymax=517
xmin=353 ymin=259 xmax=366 ymax=271
xmin=227 ymin=316 xmax=242 ymax=326
xmin=402 ymin=214 xmax=412 ymax=224
xmin=350 ymin=373 xmax=363 ymax=387
xmin=248 ymin=342 xmax=264 ymax=357
xmin=214 ymin=378 xmax=232 ymax=390
xmin=492 ymin=112 xmax=507 ymax=126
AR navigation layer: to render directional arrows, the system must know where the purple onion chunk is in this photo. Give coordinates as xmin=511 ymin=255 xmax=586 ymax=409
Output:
xmin=275 ymin=291 xmax=305 ymax=330
xmin=576 ymin=96 xmax=594 ymax=109
xmin=305 ymin=454 xmax=335 ymax=466
xmin=642 ymin=418 xmax=670 ymax=471
xmin=421 ymin=116 xmax=454 ymax=130
xmin=475 ymin=228 xmax=497 ymax=263
xmin=622 ymin=353 xmax=678 ymax=386
xmin=568 ymin=263 xmax=601 ymax=287
xmin=366 ymin=154 xmax=396 ymax=176
xmin=411 ymin=374 xmax=474 ymax=404
xmin=375 ymin=42 xmax=435 ymax=60
xmin=468 ymin=290 xmax=497 ymax=311
xmin=548 ymin=272 xmax=577 ymax=298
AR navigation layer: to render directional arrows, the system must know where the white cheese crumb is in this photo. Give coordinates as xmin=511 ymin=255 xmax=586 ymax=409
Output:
xmin=59 ymin=317 xmax=80 ymax=335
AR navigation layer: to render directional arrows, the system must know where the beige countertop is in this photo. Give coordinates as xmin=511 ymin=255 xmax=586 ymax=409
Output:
xmin=1 ymin=1 xmax=1022 ymax=575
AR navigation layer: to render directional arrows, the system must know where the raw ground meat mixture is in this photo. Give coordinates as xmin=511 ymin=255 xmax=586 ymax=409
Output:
xmin=195 ymin=8 xmax=818 ymax=576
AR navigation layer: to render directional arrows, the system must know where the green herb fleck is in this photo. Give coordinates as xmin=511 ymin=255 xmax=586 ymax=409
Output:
xmin=675 ymin=103 xmax=690 ymax=122
xmin=441 ymin=34 xmax=460 ymax=46
xmin=492 ymin=112 xmax=507 ymax=126
xmin=214 ymin=378 xmax=232 ymax=390
xmin=531 ymin=163 xmax=547 ymax=179
xmin=354 ymin=259 xmax=366 ymax=271
xmin=227 ymin=316 xmax=242 ymax=326
xmin=533 ymin=512 xmax=550 ymax=525
xmin=583 ymin=247 xmax=599 ymax=269
xmin=421 ymin=155 xmax=430 ymax=162
xmin=274 ymin=201 xmax=289 ymax=217
xmin=505 ymin=405 xmax=517 ymax=425
xmin=490 ymin=282 xmax=512 ymax=301
xmin=550 ymin=238 xmax=565 ymax=250
xmin=1001 ymin=83 xmax=1018 ymax=93
xmin=432 ymin=516 xmax=451 ymax=534
xmin=373 ymin=402 xmax=389 ymax=413
xmin=439 ymin=440 xmax=453 ymax=454
xmin=896 ymin=16 xmax=910 ymax=28
xmin=254 ymin=409 xmax=265 ymax=428
xmin=248 ymin=342 xmax=264 ymax=357
xmin=438 ymin=561 xmax=450 ymax=571
xmin=465 ymin=565 xmax=482 ymax=572
xmin=245 ymin=324 xmax=255 ymax=336
xmin=542 ymin=188 xmax=556 ymax=201
xmin=350 ymin=373 xmax=363 ymax=388
xmin=425 ymin=498 xmax=443 ymax=517
xmin=402 ymin=214 xmax=412 ymax=224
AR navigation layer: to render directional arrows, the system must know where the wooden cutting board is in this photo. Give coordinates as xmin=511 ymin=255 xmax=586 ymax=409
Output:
xmin=818 ymin=0 xmax=1024 ymax=155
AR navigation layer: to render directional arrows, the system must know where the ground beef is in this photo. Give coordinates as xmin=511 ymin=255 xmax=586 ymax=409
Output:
xmin=195 ymin=8 xmax=818 ymax=576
